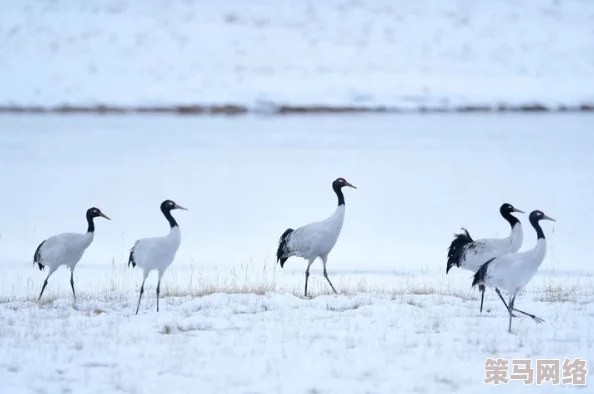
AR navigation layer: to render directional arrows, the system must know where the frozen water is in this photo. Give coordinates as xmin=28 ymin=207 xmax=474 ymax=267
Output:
xmin=0 ymin=113 xmax=592 ymax=273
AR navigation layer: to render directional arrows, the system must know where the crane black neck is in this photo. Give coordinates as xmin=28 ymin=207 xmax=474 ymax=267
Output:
xmin=501 ymin=210 xmax=520 ymax=229
xmin=162 ymin=207 xmax=179 ymax=228
xmin=529 ymin=216 xmax=545 ymax=240
xmin=86 ymin=216 xmax=95 ymax=233
xmin=333 ymin=184 xmax=345 ymax=206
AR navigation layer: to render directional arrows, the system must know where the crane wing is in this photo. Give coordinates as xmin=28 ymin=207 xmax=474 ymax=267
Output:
xmin=286 ymin=222 xmax=326 ymax=257
xmin=461 ymin=237 xmax=510 ymax=271
xmin=34 ymin=233 xmax=81 ymax=264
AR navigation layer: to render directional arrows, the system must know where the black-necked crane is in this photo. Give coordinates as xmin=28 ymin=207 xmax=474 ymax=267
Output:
xmin=128 ymin=200 xmax=187 ymax=314
xmin=447 ymin=203 xmax=524 ymax=311
xmin=276 ymin=177 xmax=356 ymax=297
xmin=472 ymin=210 xmax=555 ymax=333
xmin=34 ymin=207 xmax=110 ymax=300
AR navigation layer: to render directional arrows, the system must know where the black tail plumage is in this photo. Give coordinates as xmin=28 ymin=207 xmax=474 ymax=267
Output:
xmin=472 ymin=257 xmax=495 ymax=288
xmin=446 ymin=228 xmax=473 ymax=274
xmin=276 ymin=228 xmax=294 ymax=268
xmin=128 ymin=241 xmax=138 ymax=268
xmin=128 ymin=250 xmax=136 ymax=268
xmin=33 ymin=240 xmax=45 ymax=271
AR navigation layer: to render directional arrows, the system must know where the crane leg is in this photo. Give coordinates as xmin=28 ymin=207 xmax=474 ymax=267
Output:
xmin=304 ymin=259 xmax=314 ymax=297
xmin=38 ymin=266 xmax=58 ymax=300
xmin=495 ymin=288 xmax=518 ymax=318
xmin=70 ymin=269 xmax=76 ymax=300
xmin=38 ymin=280 xmax=49 ymax=300
xmin=479 ymin=284 xmax=485 ymax=312
xmin=135 ymin=277 xmax=146 ymax=315
xmin=507 ymin=295 xmax=516 ymax=333
xmin=495 ymin=289 xmax=542 ymax=323
xmin=321 ymin=256 xmax=337 ymax=295
xmin=156 ymin=271 xmax=163 ymax=312
xmin=510 ymin=307 xmax=544 ymax=323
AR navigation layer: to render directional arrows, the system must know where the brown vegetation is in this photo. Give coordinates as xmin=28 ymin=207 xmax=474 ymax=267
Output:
xmin=0 ymin=103 xmax=592 ymax=115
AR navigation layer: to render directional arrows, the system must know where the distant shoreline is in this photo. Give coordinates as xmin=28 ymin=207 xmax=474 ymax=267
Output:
xmin=1 ymin=103 xmax=593 ymax=115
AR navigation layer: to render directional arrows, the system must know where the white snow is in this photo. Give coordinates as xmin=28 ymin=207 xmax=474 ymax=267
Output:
xmin=0 ymin=113 xmax=593 ymax=392
xmin=1 ymin=0 xmax=593 ymax=109
xmin=1 ymin=274 xmax=593 ymax=393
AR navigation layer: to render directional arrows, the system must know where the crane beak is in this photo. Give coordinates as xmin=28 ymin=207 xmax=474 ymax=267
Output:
xmin=99 ymin=213 xmax=111 ymax=220
xmin=345 ymin=181 xmax=357 ymax=189
xmin=543 ymin=214 xmax=556 ymax=222
xmin=513 ymin=208 xmax=525 ymax=213
xmin=175 ymin=204 xmax=188 ymax=211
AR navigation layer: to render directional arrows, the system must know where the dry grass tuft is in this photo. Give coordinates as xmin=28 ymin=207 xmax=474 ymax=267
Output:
xmin=533 ymin=284 xmax=575 ymax=303
xmin=2 ymin=260 xmax=592 ymax=309
xmin=92 ymin=307 xmax=106 ymax=315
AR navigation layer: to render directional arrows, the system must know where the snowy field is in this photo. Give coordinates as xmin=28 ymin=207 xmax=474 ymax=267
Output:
xmin=1 ymin=0 xmax=594 ymax=110
xmin=0 ymin=113 xmax=593 ymax=393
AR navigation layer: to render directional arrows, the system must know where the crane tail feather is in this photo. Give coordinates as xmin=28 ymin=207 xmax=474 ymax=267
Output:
xmin=33 ymin=240 xmax=46 ymax=271
xmin=128 ymin=243 xmax=137 ymax=268
xmin=472 ymin=257 xmax=495 ymax=288
xmin=277 ymin=228 xmax=294 ymax=268
xmin=446 ymin=228 xmax=473 ymax=274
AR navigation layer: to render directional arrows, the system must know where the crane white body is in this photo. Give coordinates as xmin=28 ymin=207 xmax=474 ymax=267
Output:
xmin=35 ymin=232 xmax=94 ymax=270
xmin=282 ymin=205 xmax=345 ymax=262
xmin=478 ymin=240 xmax=546 ymax=295
xmin=129 ymin=227 xmax=181 ymax=275
xmin=452 ymin=224 xmax=523 ymax=272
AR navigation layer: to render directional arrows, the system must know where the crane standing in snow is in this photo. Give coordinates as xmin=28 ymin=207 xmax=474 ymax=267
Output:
xmin=34 ymin=207 xmax=111 ymax=300
xmin=446 ymin=203 xmax=524 ymax=311
xmin=472 ymin=210 xmax=554 ymax=333
xmin=276 ymin=177 xmax=356 ymax=297
xmin=128 ymin=200 xmax=187 ymax=315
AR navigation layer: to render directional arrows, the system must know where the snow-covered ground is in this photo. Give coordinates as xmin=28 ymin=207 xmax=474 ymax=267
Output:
xmin=1 ymin=278 xmax=592 ymax=394
xmin=1 ymin=0 xmax=594 ymax=110
xmin=0 ymin=114 xmax=593 ymax=392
